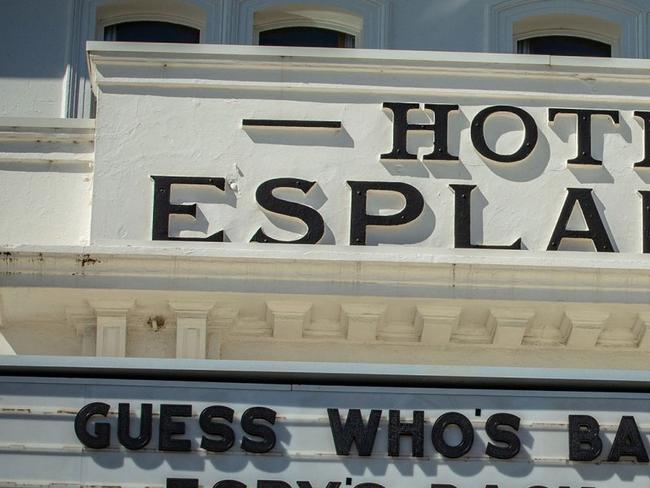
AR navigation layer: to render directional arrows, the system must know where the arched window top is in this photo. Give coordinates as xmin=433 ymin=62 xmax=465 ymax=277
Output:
xmin=487 ymin=0 xmax=643 ymax=58
xmin=514 ymin=14 xmax=618 ymax=56
xmin=517 ymin=35 xmax=611 ymax=57
xmin=254 ymin=4 xmax=362 ymax=47
xmin=104 ymin=21 xmax=200 ymax=43
xmin=96 ymin=0 xmax=206 ymax=40
xmin=259 ymin=26 xmax=354 ymax=48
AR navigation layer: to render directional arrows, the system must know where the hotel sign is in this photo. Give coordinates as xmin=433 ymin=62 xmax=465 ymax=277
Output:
xmin=148 ymin=103 xmax=650 ymax=253
xmin=86 ymin=45 xmax=650 ymax=256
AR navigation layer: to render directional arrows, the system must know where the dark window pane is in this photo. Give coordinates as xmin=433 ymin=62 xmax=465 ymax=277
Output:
xmin=517 ymin=35 xmax=611 ymax=57
xmin=259 ymin=26 xmax=355 ymax=48
xmin=104 ymin=21 xmax=200 ymax=43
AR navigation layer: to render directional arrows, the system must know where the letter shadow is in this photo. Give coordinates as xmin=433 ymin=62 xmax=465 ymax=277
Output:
xmin=592 ymin=192 xmax=618 ymax=252
xmin=168 ymin=183 xmax=237 ymax=240
xmin=446 ymin=435 xmax=487 ymax=477
xmin=592 ymin=113 xmax=633 ymax=160
xmin=493 ymin=426 xmax=534 ymax=477
xmin=380 ymin=159 xmax=430 ymax=178
xmin=550 ymin=111 xmax=627 ymax=183
xmin=424 ymin=160 xmax=472 ymax=180
xmin=479 ymin=125 xmax=551 ymax=182
xmin=457 ymin=188 xmax=519 ymax=247
xmin=635 ymin=167 xmax=650 ymax=183
xmin=365 ymin=204 xmax=435 ymax=246
xmin=243 ymin=126 xmax=354 ymax=148
xmin=568 ymin=164 xmax=614 ymax=184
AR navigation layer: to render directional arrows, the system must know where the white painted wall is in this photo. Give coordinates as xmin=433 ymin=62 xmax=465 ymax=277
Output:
xmin=0 ymin=0 xmax=73 ymax=117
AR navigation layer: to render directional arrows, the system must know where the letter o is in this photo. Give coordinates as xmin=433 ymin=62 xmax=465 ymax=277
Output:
xmin=431 ymin=411 xmax=474 ymax=458
xmin=471 ymin=105 xmax=538 ymax=162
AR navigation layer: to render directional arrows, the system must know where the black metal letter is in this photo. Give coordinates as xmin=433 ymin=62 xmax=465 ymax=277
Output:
xmin=485 ymin=413 xmax=520 ymax=459
xmin=241 ymin=407 xmax=276 ymax=453
xmin=74 ymin=402 xmax=110 ymax=449
xmin=471 ymin=106 xmax=537 ymax=163
xmin=298 ymin=482 xmax=341 ymax=488
xmin=547 ymin=188 xmax=614 ymax=252
xmin=381 ymin=102 xmax=459 ymax=160
xmin=568 ymin=415 xmax=602 ymax=461
xmin=388 ymin=409 xmax=424 ymax=457
xmin=548 ymin=108 xmax=619 ymax=165
xmin=159 ymin=404 xmax=192 ymax=452
xmin=608 ymin=416 xmax=649 ymax=462
xmin=167 ymin=479 xmax=199 ymax=488
xmin=348 ymin=181 xmax=424 ymax=245
xmin=431 ymin=412 xmax=474 ymax=458
xmin=258 ymin=482 xmax=291 ymax=488
xmin=200 ymin=405 xmax=235 ymax=452
xmin=450 ymin=184 xmax=521 ymax=249
xmin=117 ymin=402 xmax=152 ymax=450
xmin=250 ymin=178 xmax=325 ymax=244
xmin=214 ymin=481 xmax=247 ymax=488
xmin=327 ymin=408 xmax=382 ymax=456
xmin=151 ymin=175 xmax=225 ymax=241
xmin=642 ymin=191 xmax=650 ymax=253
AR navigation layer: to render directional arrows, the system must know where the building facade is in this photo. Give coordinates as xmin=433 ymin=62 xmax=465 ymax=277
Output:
xmin=3 ymin=0 xmax=650 ymax=486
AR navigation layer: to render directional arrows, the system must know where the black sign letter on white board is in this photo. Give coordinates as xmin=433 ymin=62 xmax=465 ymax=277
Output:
xmin=607 ymin=416 xmax=649 ymax=462
xmin=118 ymin=402 xmax=152 ymax=450
xmin=450 ymin=184 xmax=522 ymax=250
xmin=251 ymin=178 xmax=325 ymax=244
xmin=568 ymin=415 xmax=602 ymax=461
xmin=328 ymin=408 xmax=382 ymax=456
xmin=471 ymin=106 xmax=538 ymax=163
xmin=431 ymin=412 xmax=474 ymax=458
xmin=348 ymin=181 xmax=424 ymax=245
xmin=151 ymin=175 xmax=225 ymax=242
xmin=74 ymin=402 xmax=110 ymax=449
xmin=200 ymin=405 xmax=235 ymax=452
xmin=548 ymin=109 xmax=619 ymax=165
xmin=381 ymin=102 xmax=459 ymax=161
xmin=159 ymin=404 xmax=192 ymax=452
xmin=547 ymin=188 xmax=614 ymax=252
xmin=241 ymin=407 xmax=277 ymax=453
xmin=388 ymin=409 xmax=424 ymax=457
xmin=485 ymin=413 xmax=521 ymax=459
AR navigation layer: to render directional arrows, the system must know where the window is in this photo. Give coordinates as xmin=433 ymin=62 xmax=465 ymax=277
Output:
xmin=259 ymin=26 xmax=354 ymax=48
xmin=487 ymin=1 xmax=640 ymax=58
xmin=512 ymin=14 xmax=618 ymax=57
xmin=95 ymin=0 xmax=206 ymax=43
xmin=517 ymin=35 xmax=611 ymax=57
xmin=253 ymin=5 xmax=362 ymax=47
xmin=103 ymin=21 xmax=200 ymax=43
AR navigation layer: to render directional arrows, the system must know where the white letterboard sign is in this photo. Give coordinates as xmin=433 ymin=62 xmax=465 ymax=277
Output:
xmin=0 ymin=376 xmax=648 ymax=487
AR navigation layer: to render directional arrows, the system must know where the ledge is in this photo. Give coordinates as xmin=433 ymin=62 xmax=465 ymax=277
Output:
xmin=0 ymin=117 xmax=95 ymax=166
xmin=3 ymin=244 xmax=650 ymax=303
xmin=87 ymin=42 xmax=650 ymax=103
